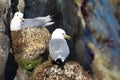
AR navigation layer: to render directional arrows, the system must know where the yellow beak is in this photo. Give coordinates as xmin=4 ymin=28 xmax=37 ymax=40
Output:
xmin=20 ymin=17 xmax=24 ymax=21
xmin=64 ymin=35 xmax=71 ymax=40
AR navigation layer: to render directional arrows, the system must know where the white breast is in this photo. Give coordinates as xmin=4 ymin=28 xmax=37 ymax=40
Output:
xmin=10 ymin=18 xmax=21 ymax=31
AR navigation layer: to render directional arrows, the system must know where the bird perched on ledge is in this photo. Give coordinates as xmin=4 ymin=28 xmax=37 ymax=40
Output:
xmin=10 ymin=11 xmax=54 ymax=60
xmin=10 ymin=12 xmax=54 ymax=31
xmin=49 ymin=28 xmax=71 ymax=66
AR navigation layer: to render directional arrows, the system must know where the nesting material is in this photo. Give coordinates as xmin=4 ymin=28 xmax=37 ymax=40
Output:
xmin=11 ymin=27 xmax=51 ymax=60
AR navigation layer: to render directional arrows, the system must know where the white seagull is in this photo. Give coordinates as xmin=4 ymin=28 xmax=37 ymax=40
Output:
xmin=10 ymin=11 xmax=54 ymax=31
xmin=49 ymin=28 xmax=71 ymax=65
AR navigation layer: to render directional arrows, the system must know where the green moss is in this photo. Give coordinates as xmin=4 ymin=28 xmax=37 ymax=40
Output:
xmin=17 ymin=58 xmax=43 ymax=76
xmin=75 ymin=0 xmax=79 ymax=4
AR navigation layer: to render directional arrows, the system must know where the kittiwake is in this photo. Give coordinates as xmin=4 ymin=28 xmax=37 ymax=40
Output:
xmin=49 ymin=28 xmax=71 ymax=65
xmin=10 ymin=11 xmax=54 ymax=31
xmin=10 ymin=11 xmax=53 ymax=60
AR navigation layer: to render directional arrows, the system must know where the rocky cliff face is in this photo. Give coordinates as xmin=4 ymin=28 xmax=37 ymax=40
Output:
xmin=0 ymin=0 xmax=120 ymax=80
xmin=0 ymin=19 xmax=9 ymax=80
xmin=79 ymin=0 xmax=120 ymax=80
xmin=0 ymin=0 xmax=10 ymax=80
xmin=11 ymin=0 xmax=93 ymax=80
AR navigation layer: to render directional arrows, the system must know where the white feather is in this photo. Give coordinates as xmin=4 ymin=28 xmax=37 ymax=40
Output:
xmin=49 ymin=28 xmax=70 ymax=62
xmin=10 ymin=12 xmax=54 ymax=31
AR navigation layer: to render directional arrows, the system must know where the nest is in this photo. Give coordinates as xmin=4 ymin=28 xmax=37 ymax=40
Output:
xmin=11 ymin=27 xmax=51 ymax=60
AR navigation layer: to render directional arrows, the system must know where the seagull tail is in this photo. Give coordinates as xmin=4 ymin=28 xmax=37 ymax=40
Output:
xmin=56 ymin=58 xmax=65 ymax=69
xmin=36 ymin=15 xmax=54 ymax=26
xmin=36 ymin=15 xmax=52 ymax=22
xmin=43 ymin=22 xmax=54 ymax=26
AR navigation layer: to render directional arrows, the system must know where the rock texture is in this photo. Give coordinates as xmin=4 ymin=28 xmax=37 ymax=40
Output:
xmin=14 ymin=68 xmax=29 ymax=80
xmin=30 ymin=61 xmax=93 ymax=80
xmin=79 ymin=0 xmax=120 ymax=79
xmin=9 ymin=1 xmax=93 ymax=80
xmin=0 ymin=0 xmax=10 ymax=80
xmin=108 ymin=0 xmax=120 ymax=23
xmin=0 ymin=0 xmax=119 ymax=80
xmin=0 ymin=19 xmax=9 ymax=80
xmin=88 ymin=42 xmax=120 ymax=80
xmin=11 ymin=2 xmax=52 ymax=79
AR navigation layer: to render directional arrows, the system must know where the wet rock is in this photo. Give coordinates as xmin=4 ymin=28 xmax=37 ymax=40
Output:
xmin=30 ymin=61 xmax=93 ymax=80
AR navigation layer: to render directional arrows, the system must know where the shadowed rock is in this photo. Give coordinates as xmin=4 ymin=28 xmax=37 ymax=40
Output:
xmin=0 ymin=19 xmax=9 ymax=80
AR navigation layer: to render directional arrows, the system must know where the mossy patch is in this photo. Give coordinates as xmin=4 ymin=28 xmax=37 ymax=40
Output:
xmin=75 ymin=0 xmax=79 ymax=4
xmin=17 ymin=58 xmax=43 ymax=76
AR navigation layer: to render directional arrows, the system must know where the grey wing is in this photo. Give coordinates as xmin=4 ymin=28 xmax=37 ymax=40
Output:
xmin=49 ymin=39 xmax=70 ymax=61
xmin=21 ymin=19 xmax=43 ymax=29
xmin=35 ymin=15 xmax=54 ymax=26
xmin=21 ymin=16 xmax=54 ymax=29
xmin=35 ymin=15 xmax=51 ymax=21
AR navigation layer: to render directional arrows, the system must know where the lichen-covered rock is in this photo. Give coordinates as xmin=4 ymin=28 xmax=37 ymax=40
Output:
xmin=30 ymin=61 xmax=93 ymax=80
xmin=0 ymin=19 xmax=9 ymax=80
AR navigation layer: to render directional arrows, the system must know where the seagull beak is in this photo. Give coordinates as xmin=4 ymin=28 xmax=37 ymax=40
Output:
xmin=20 ymin=17 xmax=24 ymax=21
xmin=64 ymin=35 xmax=71 ymax=40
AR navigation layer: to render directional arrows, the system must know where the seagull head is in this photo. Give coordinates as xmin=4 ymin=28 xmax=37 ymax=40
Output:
xmin=13 ymin=12 xmax=24 ymax=21
xmin=10 ymin=12 xmax=24 ymax=31
xmin=51 ymin=28 xmax=71 ymax=40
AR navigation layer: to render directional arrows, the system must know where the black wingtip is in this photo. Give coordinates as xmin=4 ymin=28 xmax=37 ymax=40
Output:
xmin=52 ymin=58 xmax=65 ymax=69
xmin=56 ymin=58 xmax=63 ymax=64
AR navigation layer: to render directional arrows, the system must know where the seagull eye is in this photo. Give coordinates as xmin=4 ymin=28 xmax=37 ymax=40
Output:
xmin=17 ymin=15 xmax=18 ymax=16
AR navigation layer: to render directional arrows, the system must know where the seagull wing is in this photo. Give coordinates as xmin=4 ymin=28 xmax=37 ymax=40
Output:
xmin=49 ymin=38 xmax=70 ymax=61
xmin=21 ymin=16 xmax=54 ymax=29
